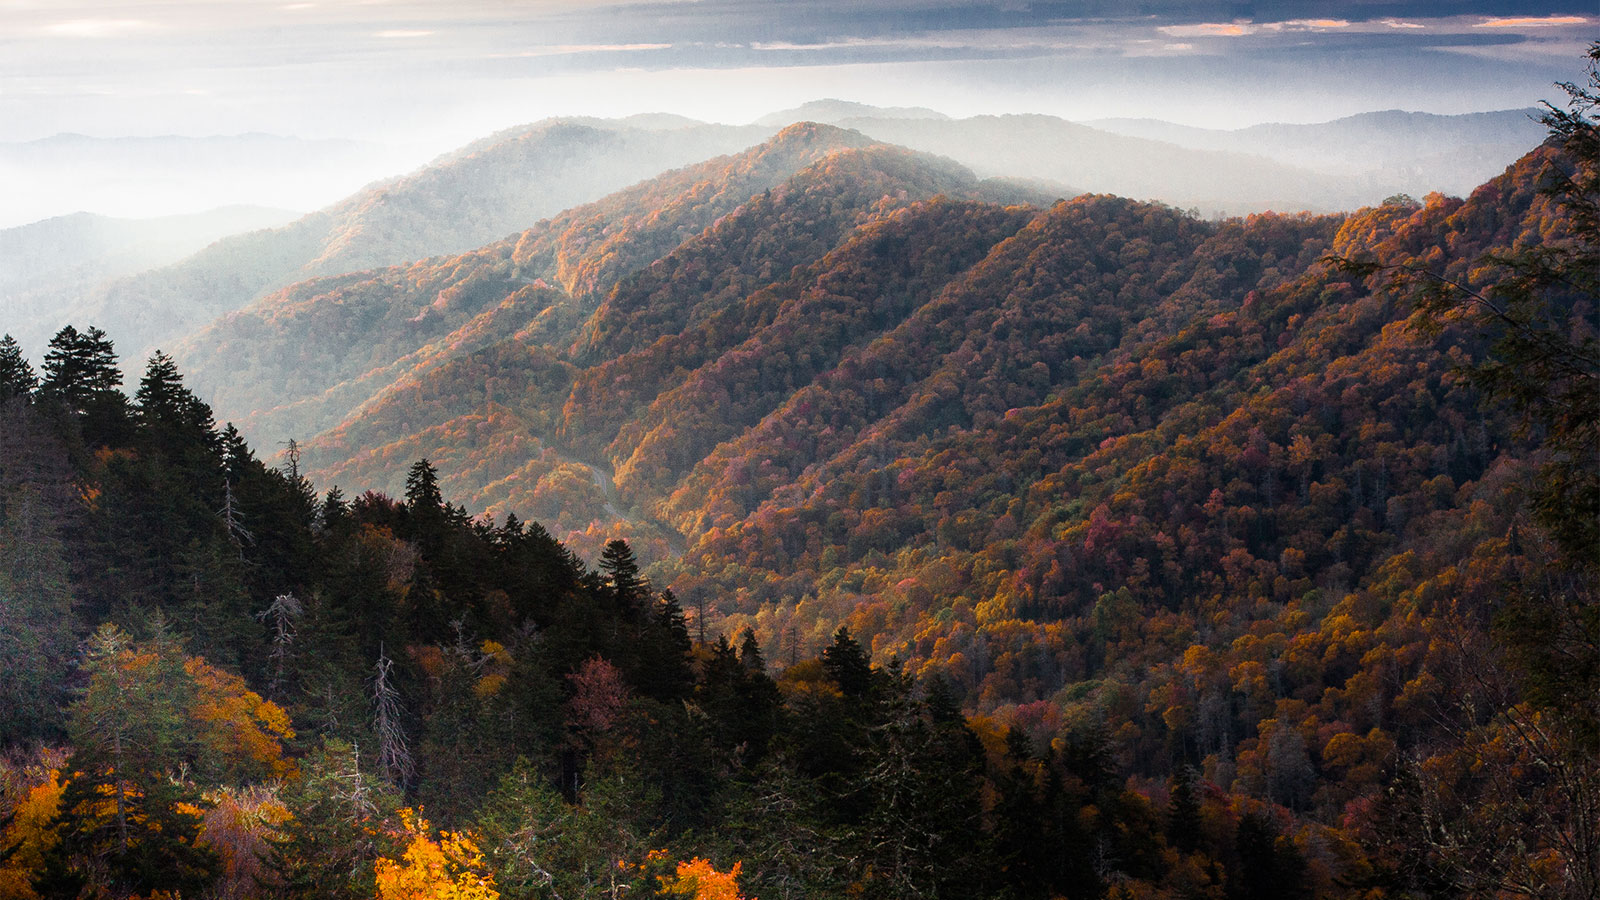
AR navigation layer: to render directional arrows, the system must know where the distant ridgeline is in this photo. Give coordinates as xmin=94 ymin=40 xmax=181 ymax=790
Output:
xmin=0 ymin=58 xmax=1595 ymax=900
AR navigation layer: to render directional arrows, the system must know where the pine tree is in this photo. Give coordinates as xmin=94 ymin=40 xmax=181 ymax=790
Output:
xmin=0 ymin=335 xmax=35 ymax=402
xmin=598 ymin=539 xmax=646 ymax=613
xmin=404 ymin=458 xmax=444 ymax=513
xmin=1167 ymin=765 xmax=1204 ymax=854
xmin=40 ymin=326 xmax=120 ymax=409
xmin=50 ymin=622 xmax=215 ymax=897
xmin=134 ymin=351 xmax=217 ymax=452
xmin=38 ymin=325 xmax=127 ymax=445
xmin=0 ymin=481 xmax=76 ymax=742
xmin=821 ymin=626 xmax=872 ymax=698
xmin=737 ymin=628 xmax=766 ymax=674
xmin=636 ymin=589 xmax=693 ymax=702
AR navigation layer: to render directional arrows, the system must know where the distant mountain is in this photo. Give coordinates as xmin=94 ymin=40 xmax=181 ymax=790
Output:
xmin=757 ymin=100 xmax=949 ymax=126
xmin=39 ymin=118 xmax=773 ymax=362
xmin=829 ymin=113 xmax=1418 ymax=214
xmin=0 ymin=206 xmax=299 ymax=354
xmin=0 ymin=132 xmax=408 ymax=229
xmin=737 ymin=108 xmax=1546 ymax=216
xmin=1087 ymin=107 xmax=1545 ymax=197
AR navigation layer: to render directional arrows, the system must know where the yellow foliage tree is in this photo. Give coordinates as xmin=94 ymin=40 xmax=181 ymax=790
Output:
xmin=658 ymin=857 xmax=749 ymax=900
xmin=0 ymin=769 xmax=66 ymax=900
xmin=374 ymin=809 xmax=499 ymax=900
xmin=185 ymin=657 xmax=297 ymax=782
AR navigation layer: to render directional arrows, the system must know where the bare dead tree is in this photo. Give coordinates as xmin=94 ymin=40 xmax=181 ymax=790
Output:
xmin=373 ymin=647 xmax=414 ymax=788
xmin=256 ymin=593 xmax=303 ymax=700
xmin=218 ymin=479 xmax=254 ymax=558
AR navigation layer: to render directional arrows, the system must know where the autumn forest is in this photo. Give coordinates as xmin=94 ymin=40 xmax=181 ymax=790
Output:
xmin=0 ymin=43 xmax=1596 ymax=900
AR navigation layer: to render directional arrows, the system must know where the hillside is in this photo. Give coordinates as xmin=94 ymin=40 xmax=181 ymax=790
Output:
xmin=107 ymin=117 xmax=1600 ymax=897
xmin=47 ymin=118 xmax=773 ymax=362
xmin=172 ymin=124 xmax=1027 ymax=442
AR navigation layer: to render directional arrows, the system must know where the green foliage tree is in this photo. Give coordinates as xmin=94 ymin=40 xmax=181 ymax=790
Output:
xmin=47 ymin=622 xmax=216 ymax=897
xmin=275 ymin=738 xmax=402 ymax=899
xmin=38 ymin=325 xmax=128 ymax=447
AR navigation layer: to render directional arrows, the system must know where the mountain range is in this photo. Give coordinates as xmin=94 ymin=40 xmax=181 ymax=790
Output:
xmin=9 ymin=103 xmax=1542 ymax=366
xmin=156 ymin=113 xmax=1569 ymax=723
xmin=1088 ymin=107 xmax=1546 ymax=197
xmin=0 ymin=84 xmax=1589 ymax=899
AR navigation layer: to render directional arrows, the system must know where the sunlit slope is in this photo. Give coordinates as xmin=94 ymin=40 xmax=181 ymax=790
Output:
xmin=174 ymin=123 xmax=885 ymax=447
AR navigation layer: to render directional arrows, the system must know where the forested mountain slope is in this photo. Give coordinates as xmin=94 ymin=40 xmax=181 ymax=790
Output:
xmin=53 ymin=119 xmax=772 ymax=361
xmin=175 ymin=125 xmax=1056 ymax=495
xmin=180 ymin=114 xmax=1582 ymax=725
xmin=259 ymin=131 xmax=1593 ymax=898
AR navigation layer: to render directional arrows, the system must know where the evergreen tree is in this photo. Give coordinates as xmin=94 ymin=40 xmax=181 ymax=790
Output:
xmin=47 ymin=623 xmax=216 ymax=897
xmin=40 ymin=326 xmax=120 ymax=409
xmin=738 ymin=627 xmax=766 ymax=674
xmin=1231 ymin=812 xmax=1311 ymax=900
xmin=636 ymin=589 xmax=693 ymax=702
xmin=991 ymin=727 xmax=1047 ymax=898
xmin=403 ymin=458 xmax=444 ymax=511
xmin=134 ymin=351 xmax=217 ymax=455
xmin=0 ymin=484 xmax=76 ymax=743
xmin=598 ymin=539 xmax=646 ymax=613
xmin=0 ymin=335 xmax=35 ymax=401
xmin=821 ymin=625 xmax=872 ymax=698
xmin=38 ymin=325 xmax=128 ymax=445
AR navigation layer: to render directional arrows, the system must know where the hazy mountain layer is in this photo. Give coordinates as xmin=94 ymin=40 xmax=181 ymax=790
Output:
xmin=0 ymin=132 xmax=414 ymax=231
xmin=757 ymin=99 xmax=950 ymax=126
xmin=833 ymin=113 xmax=1407 ymax=214
xmin=1087 ymin=107 xmax=1545 ymax=196
xmin=174 ymin=126 xmax=1052 ymax=551
xmin=18 ymin=106 xmax=1539 ymax=364
xmin=52 ymin=118 xmax=774 ymax=362
xmin=0 ymin=206 xmax=299 ymax=355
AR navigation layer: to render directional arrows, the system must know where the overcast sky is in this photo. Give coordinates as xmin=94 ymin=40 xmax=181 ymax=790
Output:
xmin=0 ymin=0 xmax=1593 ymax=149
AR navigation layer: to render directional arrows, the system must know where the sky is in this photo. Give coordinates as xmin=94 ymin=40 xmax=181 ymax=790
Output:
xmin=0 ymin=1 xmax=1594 ymax=223
xmin=2 ymin=0 xmax=1594 ymax=142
